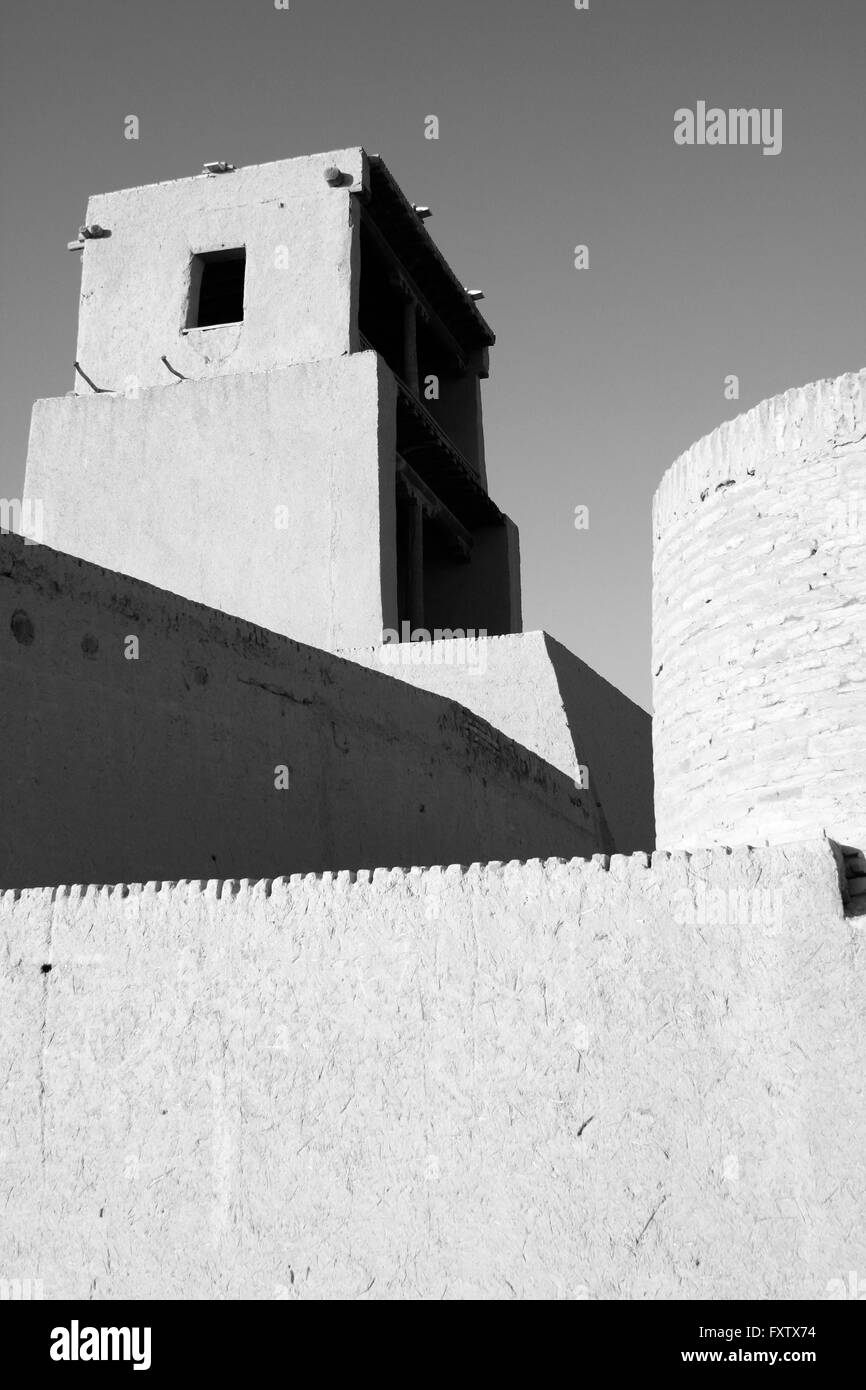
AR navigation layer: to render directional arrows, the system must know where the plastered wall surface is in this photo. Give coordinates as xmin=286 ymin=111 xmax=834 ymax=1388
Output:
xmin=0 ymin=532 xmax=602 ymax=889
xmin=1 ymin=841 xmax=861 ymax=1300
xmin=346 ymin=631 xmax=653 ymax=853
xmin=71 ymin=149 xmax=366 ymax=392
xmin=653 ymin=371 xmax=866 ymax=851
xmin=25 ymin=353 xmax=398 ymax=650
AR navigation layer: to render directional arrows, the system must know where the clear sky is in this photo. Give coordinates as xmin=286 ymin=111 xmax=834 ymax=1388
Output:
xmin=1 ymin=0 xmax=863 ymax=708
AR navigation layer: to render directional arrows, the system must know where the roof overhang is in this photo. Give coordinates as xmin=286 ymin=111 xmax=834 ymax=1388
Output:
xmin=358 ymin=154 xmax=495 ymax=359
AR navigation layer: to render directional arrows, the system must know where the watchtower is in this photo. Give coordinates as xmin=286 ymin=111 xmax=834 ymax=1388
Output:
xmin=653 ymin=370 xmax=866 ymax=852
xmin=24 ymin=150 xmax=521 ymax=649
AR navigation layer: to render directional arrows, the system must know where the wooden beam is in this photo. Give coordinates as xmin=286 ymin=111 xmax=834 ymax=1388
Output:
xmin=360 ymin=208 xmax=469 ymax=373
xmin=396 ymin=455 xmax=473 ymax=560
xmin=407 ymin=494 xmax=425 ymax=630
xmin=402 ymin=298 xmax=420 ymax=395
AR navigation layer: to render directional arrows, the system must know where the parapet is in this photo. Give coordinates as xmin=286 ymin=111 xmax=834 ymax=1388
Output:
xmin=0 ymin=838 xmax=844 ymax=915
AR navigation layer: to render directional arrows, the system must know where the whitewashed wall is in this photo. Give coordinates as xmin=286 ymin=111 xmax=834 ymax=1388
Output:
xmin=2 ymin=841 xmax=861 ymax=1300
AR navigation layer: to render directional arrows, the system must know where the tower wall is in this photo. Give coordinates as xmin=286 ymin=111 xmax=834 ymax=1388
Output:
xmin=25 ymin=353 xmax=397 ymax=649
xmin=653 ymin=371 xmax=866 ymax=850
xmin=72 ymin=149 xmax=366 ymax=393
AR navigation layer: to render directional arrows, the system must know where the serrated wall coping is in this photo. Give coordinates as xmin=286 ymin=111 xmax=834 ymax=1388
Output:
xmin=0 ymin=839 xmax=840 ymax=907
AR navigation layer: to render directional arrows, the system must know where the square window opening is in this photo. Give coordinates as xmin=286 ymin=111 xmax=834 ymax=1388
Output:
xmin=188 ymin=248 xmax=246 ymax=328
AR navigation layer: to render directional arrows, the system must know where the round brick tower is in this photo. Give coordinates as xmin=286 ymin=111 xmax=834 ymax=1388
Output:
xmin=652 ymin=370 xmax=866 ymax=851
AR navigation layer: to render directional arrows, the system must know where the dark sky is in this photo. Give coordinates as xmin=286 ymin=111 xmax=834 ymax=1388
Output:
xmin=1 ymin=0 xmax=863 ymax=707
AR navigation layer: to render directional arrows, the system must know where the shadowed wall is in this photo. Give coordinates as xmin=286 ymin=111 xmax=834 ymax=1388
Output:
xmin=0 ymin=532 xmax=604 ymax=888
